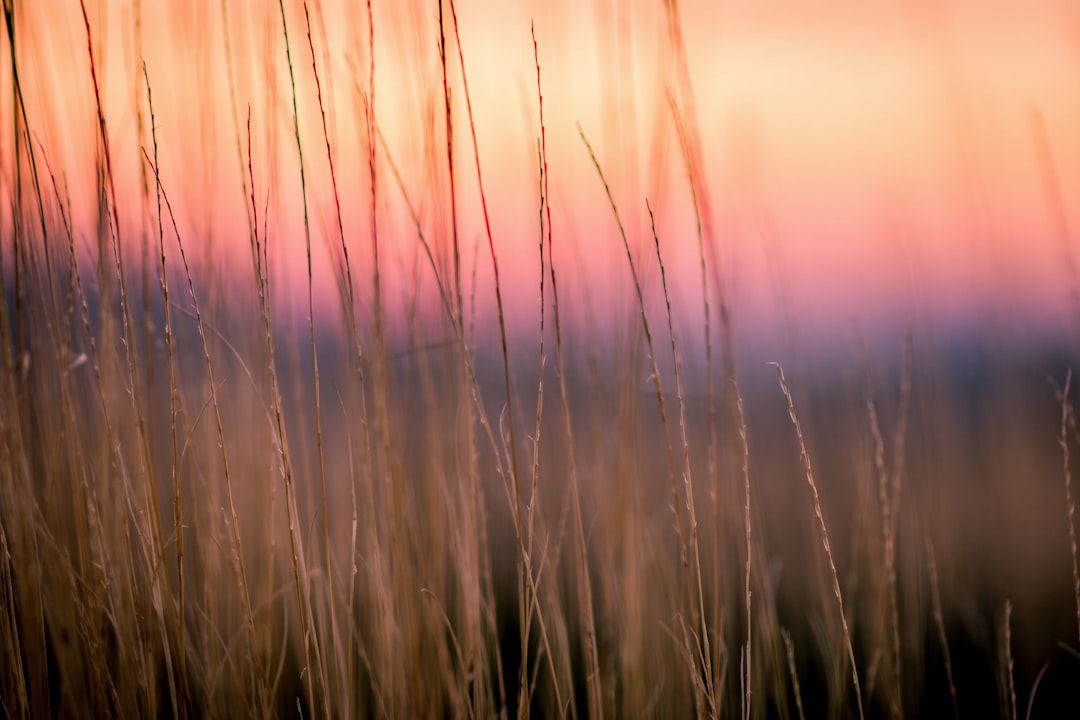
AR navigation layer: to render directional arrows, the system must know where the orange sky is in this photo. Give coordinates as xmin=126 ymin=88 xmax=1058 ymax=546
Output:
xmin=6 ymin=0 xmax=1080 ymax=350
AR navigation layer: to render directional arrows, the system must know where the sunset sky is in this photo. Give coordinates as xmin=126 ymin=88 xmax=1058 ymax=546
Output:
xmin=7 ymin=0 xmax=1080 ymax=353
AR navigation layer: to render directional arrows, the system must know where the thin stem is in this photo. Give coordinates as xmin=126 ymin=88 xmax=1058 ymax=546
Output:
xmin=1060 ymin=370 xmax=1080 ymax=650
xmin=534 ymin=22 xmax=602 ymax=718
xmin=773 ymin=363 xmax=864 ymax=720
xmin=141 ymin=61 xmax=187 ymax=715
xmin=647 ymin=199 xmax=714 ymax=711
xmin=302 ymin=5 xmax=343 ymax=708
xmin=277 ymin=1 xmax=330 ymax=712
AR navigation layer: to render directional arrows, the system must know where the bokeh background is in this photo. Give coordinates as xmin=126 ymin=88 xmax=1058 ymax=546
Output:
xmin=6 ymin=1 xmax=1080 ymax=716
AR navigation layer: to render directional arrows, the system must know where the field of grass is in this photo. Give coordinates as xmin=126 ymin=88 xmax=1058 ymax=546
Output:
xmin=3 ymin=1 xmax=1080 ymax=717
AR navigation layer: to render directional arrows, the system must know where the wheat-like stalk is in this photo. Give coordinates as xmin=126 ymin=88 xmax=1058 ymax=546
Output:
xmin=774 ymin=362 xmax=864 ymax=720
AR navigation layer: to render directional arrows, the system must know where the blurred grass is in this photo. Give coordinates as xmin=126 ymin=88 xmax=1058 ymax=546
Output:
xmin=3 ymin=1 xmax=1080 ymax=718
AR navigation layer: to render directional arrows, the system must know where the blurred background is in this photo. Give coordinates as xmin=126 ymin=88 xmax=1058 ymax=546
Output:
xmin=9 ymin=0 xmax=1080 ymax=352
xmin=6 ymin=0 xmax=1080 ymax=715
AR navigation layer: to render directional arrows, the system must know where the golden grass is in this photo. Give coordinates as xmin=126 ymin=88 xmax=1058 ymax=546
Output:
xmin=2 ymin=2 xmax=1080 ymax=718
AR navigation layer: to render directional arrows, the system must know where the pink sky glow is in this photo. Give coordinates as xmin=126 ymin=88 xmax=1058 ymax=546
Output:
xmin=7 ymin=0 xmax=1080 ymax=351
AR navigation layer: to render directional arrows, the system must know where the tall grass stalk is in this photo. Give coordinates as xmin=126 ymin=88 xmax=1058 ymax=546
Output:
xmin=446 ymin=1 xmax=564 ymax=712
xmin=773 ymin=362 xmax=864 ymax=720
xmin=435 ymin=9 xmax=499 ymax=711
xmin=534 ymin=22 xmax=603 ymax=718
xmin=81 ymin=0 xmax=166 ymax=601
xmin=131 ymin=2 xmax=157 ymax=510
xmin=926 ymin=539 xmax=959 ymax=719
xmin=6 ymin=6 xmax=83 ymax=710
xmin=142 ymin=61 xmax=187 ymax=716
xmin=1001 ymin=600 xmax=1017 ymax=720
xmin=81 ymin=4 xmax=179 ymax=714
xmin=0 ymin=523 xmax=29 ymax=715
xmin=781 ymin=628 xmax=807 ymax=720
xmin=139 ymin=140 xmax=270 ymax=713
xmin=376 ymin=59 xmax=516 ymax=715
xmin=855 ymin=330 xmax=902 ymax=717
xmin=579 ymin=124 xmax=704 ymax=709
xmin=276 ymin=0 xmax=331 ymax=711
xmin=1058 ymin=371 xmax=1080 ymax=650
xmin=302 ymin=4 xmax=348 ymax=708
xmin=42 ymin=122 xmax=122 ymax=718
xmin=647 ymin=199 xmax=715 ymax=712
xmin=246 ymin=109 xmax=287 ymax=711
xmin=735 ymin=382 xmax=753 ymax=720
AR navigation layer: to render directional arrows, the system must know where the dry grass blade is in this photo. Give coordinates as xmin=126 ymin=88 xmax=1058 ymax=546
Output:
xmin=80 ymin=4 xmax=178 ymax=713
xmin=142 ymin=61 xmax=187 ymax=713
xmin=534 ymin=22 xmax=602 ymax=718
xmin=781 ymin=628 xmax=807 ymax=720
xmin=446 ymin=2 xmax=561 ymax=712
xmin=735 ymin=382 xmax=753 ymax=720
xmin=276 ymin=0 xmax=330 ymax=711
xmin=578 ymin=127 xmax=706 ymax=715
xmin=578 ymin=123 xmax=694 ymax=629
xmin=80 ymin=0 xmax=169 ymax=609
xmin=139 ymin=143 xmax=270 ymax=714
xmin=1058 ymin=370 xmax=1080 ymax=650
xmin=855 ymin=328 xmax=902 ymax=716
xmin=773 ymin=362 xmax=864 ymax=720
xmin=647 ymin=198 xmax=715 ymax=713
xmin=926 ymin=540 xmax=959 ymax=720
xmin=302 ymin=4 xmax=345 ymax=708
xmin=0 ymin=524 xmax=29 ymax=716
xmin=1001 ymin=601 xmax=1017 ymax=720
xmin=667 ymin=86 xmax=731 ymax=716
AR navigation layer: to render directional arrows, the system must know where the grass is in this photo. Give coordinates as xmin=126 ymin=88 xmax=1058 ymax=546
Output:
xmin=3 ymin=1 xmax=1080 ymax=717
